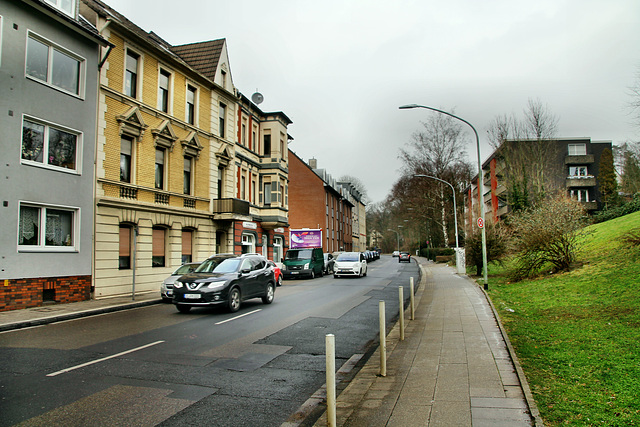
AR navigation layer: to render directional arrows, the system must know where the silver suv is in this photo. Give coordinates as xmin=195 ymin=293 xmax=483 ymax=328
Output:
xmin=172 ymin=253 xmax=275 ymax=313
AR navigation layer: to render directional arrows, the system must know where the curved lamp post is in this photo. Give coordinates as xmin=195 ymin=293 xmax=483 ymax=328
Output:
xmin=400 ymin=104 xmax=488 ymax=288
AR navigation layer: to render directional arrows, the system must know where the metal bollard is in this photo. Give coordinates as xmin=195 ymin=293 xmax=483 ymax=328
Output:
xmin=410 ymin=280 xmax=415 ymax=321
xmin=379 ymin=300 xmax=386 ymax=377
xmin=326 ymin=334 xmax=336 ymax=427
xmin=399 ymin=286 xmax=404 ymax=341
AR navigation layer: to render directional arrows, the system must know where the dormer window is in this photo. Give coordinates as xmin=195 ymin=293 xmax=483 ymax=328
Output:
xmin=45 ymin=0 xmax=76 ymax=17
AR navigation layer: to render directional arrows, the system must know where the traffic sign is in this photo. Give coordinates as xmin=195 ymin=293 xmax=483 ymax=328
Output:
xmin=477 ymin=217 xmax=484 ymax=229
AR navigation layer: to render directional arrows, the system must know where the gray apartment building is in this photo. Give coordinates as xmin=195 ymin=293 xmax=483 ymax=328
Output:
xmin=0 ymin=0 xmax=107 ymax=311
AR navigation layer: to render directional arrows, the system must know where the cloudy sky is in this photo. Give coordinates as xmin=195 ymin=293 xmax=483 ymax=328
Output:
xmin=101 ymin=0 xmax=640 ymax=204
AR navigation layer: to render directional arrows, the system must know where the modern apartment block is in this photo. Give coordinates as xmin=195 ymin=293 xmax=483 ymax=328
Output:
xmin=465 ymin=137 xmax=613 ymax=233
xmin=0 ymin=0 xmax=107 ymax=311
xmin=288 ymin=153 xmax=366 ymax=253
xmin=78 ymin=0 xmax=292 ymax=299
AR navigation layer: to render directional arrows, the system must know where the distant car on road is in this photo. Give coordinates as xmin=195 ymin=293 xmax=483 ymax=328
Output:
xmin=267 ymin=260 xmax=283 ymax=287
xmin=392 ymin=250 xmax=400 ymax=257
xmin=161 ymin=262 xmax=201 ymax=302
xmin=172 ymin=253 xmax=275 ymax=313
xmin=399 ymin=252 xmax=411 ymax=263
xmin=333 ymin=252 xmax=367 ymax=278
xmin=323 ymin=252 xmax=335 ymax=275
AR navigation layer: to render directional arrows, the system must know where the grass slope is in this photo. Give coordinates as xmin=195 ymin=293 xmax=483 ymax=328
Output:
xmin=487 ymin=211 xmax=640 ymax=426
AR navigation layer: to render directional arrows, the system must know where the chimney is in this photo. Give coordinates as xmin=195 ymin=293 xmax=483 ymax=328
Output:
xmin=308 ymin=158 xmax=317 ymax=169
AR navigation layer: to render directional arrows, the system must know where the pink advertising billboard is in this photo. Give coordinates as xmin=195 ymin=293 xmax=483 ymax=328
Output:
xmin=290 ymin=229 xmax=323 ymax=249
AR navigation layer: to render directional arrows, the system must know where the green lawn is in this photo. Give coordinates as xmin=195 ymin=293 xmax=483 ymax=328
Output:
xmin=485 ymin=211 xmax=640 ymax=426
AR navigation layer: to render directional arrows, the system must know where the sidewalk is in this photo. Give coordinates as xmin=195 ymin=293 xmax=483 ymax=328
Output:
xmin=312 ymin=258 xmax=543 ymax=427
xmin=0 ymin=291 xmax=161 ymax=333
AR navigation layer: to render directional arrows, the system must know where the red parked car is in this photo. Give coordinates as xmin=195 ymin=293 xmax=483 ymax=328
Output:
xmin=268 ymin=260 xmax=283 ymax=286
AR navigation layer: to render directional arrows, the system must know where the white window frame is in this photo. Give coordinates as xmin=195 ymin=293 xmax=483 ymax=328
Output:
xmin=568 ymin=143 xmax=587 ymax=156
xmin=570 ymin=189 xmax=590 ymax=202
xmin=17 ymin=202 xmax=80 ymax=252
xmin=241 ymin=233 xmax=255 ymax=253
xmin=25 ymin=31 xmax=86 ymax=98
xmin=21 ymin=114 xmax=82 ymax=174
xmin=124 ymin=46 xmax=143 ymax=99
xmin=157 ymin=66 xmax=173 ymax=113
xmin=44 ymin=0 xmax=77 ymax=17
xmin=569 ymin=166 xmax=589 ymax=177
xmin=186 ymin=82 xmax=198 ymax=126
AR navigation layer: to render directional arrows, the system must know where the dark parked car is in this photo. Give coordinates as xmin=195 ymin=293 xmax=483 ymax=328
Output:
xmin=399 ymin=252 xmax=411 ymax=263
xmin=172 ymin=253 xmax=275 ymax=313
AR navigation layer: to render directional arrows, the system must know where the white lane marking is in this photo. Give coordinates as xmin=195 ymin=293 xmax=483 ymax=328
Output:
xmin=46 ymin=340 xmax=165 ymax=377
xmin=215 ymin=309 xmax=261 ymax=325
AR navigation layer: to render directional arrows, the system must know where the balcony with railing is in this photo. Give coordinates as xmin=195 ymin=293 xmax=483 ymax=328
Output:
xmin=212 ymin=198 xmax=250 ymax=216
xmin=565 ymin=154 xmax=594 ymax=165
xmin=566 ymin=176 xmax=596 ymax=188
xmin=100 ymin=180 xmax=206 ymax=211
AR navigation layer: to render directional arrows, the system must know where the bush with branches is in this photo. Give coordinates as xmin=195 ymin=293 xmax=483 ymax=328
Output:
xmin=466 ymin=222 xmax=508 ymax=276
xmin=509 ymin=194 xmax=589 ymax=280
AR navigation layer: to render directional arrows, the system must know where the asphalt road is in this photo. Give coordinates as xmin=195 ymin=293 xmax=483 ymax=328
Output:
xmin=0 ymin=255 xmax=420 ymax=426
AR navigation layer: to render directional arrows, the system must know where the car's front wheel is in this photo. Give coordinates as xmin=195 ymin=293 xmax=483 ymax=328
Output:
xmin=262 ymin=283 xmax=275 ymax=304
xmin=227 ymin=287 xmax=241 ymax=312
xmin=176 ymin=305 xmax=191 ymax=313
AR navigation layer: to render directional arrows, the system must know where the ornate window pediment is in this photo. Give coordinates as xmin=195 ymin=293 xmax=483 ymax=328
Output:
xmin=152 ymin=120 xmax=178 ymax=151
xmin=216 ymin=146 xmax=232 ymax=167
xmin=182 ymin=131 xmax=203 ymax=158
xmin=116 ymin=107 xmax=147 ymax=140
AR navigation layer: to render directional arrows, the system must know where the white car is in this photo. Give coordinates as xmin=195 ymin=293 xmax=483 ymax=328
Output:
xmin=161 ymin=262 xmax=201 ymax=302
xmin=392 ymin=250 xmax=400 ymax=257
xmin=333 ymin=252 xmax=367 ymax=278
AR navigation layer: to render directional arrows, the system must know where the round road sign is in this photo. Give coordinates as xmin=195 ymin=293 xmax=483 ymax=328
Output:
xmin=477 ymin=217 xmax=484 ymax=229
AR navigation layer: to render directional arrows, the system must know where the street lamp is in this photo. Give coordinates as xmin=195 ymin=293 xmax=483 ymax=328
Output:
xmin=400 ymin=104 xmax=489 ymax=288
xmin=413 ymin=174 xmax=464 ymax=274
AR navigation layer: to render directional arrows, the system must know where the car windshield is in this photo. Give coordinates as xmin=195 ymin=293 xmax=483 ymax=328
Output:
xmin=212 ymin=258 xmax=242 ymax=273
xmin=285 ymin=249 xmax=312 ymax=260
xmin=174 ymin=263 xmax=198 ymax=275
xmin=195 ymin=257 xmax=228 ymax=273
xmin=337 ymin=253 xmax=359 ymax=262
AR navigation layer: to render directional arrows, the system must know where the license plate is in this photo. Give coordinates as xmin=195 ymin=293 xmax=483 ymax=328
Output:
xmin=184 ymin=293 xmax=200 ymax=299
xmin=291 ymin=271 xmax=298 ymax=275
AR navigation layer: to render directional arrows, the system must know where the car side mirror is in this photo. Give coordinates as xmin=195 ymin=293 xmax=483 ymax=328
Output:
xmin=241 ymin=268 xmax=251 ymax=275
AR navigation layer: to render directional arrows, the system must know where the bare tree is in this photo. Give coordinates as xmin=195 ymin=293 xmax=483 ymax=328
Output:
xmin=398 ymin=110 xmax=473 ymax=247
xmin=486 ymin=98 xmax=562 ymax=210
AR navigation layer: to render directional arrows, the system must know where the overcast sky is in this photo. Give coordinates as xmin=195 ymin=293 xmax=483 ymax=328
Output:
xmin=101 ymin=0 xmax=640 ymax=204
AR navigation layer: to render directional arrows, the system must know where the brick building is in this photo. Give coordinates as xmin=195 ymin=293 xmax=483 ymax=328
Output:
xmin=465 ymin=137 xmax=613 ymax=234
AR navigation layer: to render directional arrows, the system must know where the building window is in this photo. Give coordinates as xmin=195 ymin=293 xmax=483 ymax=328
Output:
xmin=264 ymin=134 xmax=271 ymax=156
xmin=21 ymin=117 xmax=80 ymax=173
xmin=186 ymin=85 xmax=196 ymax=125
xmin=221 ymin=70 xmax=227 ymax=88
xmin=252 ymin=178 xmax=257 ymax=204
xmin=570 ymin=189 xmax=590 ymax=202
xmin=125 ymin=50 xmax=139 ymax=98
xmin=18 ymin=203 xmax=77 ymax=251
xmin=264 ymin=182 xmax=271 ymax=205
xmin=568 ymin=143 xmax=587 ymax=156
xmin=120 ymin=136 xmax=133 ymax=182
xmin=242 ymin=122 xmax=247 ymax=146
xmin=119 ymin=224 xmax=132 ymax=269
xmin=26 ymin=32 xmax=83 ymax=96
xmin=155 ymin=148 xmax=165 ymax=189
xmin=241 ymin=174 xmax=246 ymax=200
xmin=44 ymin=0 xmax=76 ymax=17
xmin=158 ymin=68 xmax=171 ymax=112
xmin=182 ymin=229 xmax=193 ymax=263
xmin=183 ymin=156 xmax=192 ymax=195
xmin=273 ymin=236 xmax=283 ymax=262
xmin=569 ymin=166 xmax=588 ymax=177
xmin=152 ymin=227 xmax=166 ymax=267
xmin=219 ymin=103 xmax=226 ymax=138
xmin=241 ymin=233 xmax=255 ymax=254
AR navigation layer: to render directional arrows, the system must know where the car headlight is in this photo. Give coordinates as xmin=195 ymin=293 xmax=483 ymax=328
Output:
xmin=207 ymin=281 xmax=225 ymax=290
xmin=303 ymin=263 xmax=309 ymax=269
xmin=174 ymin=281 xmax=183 ymax=289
